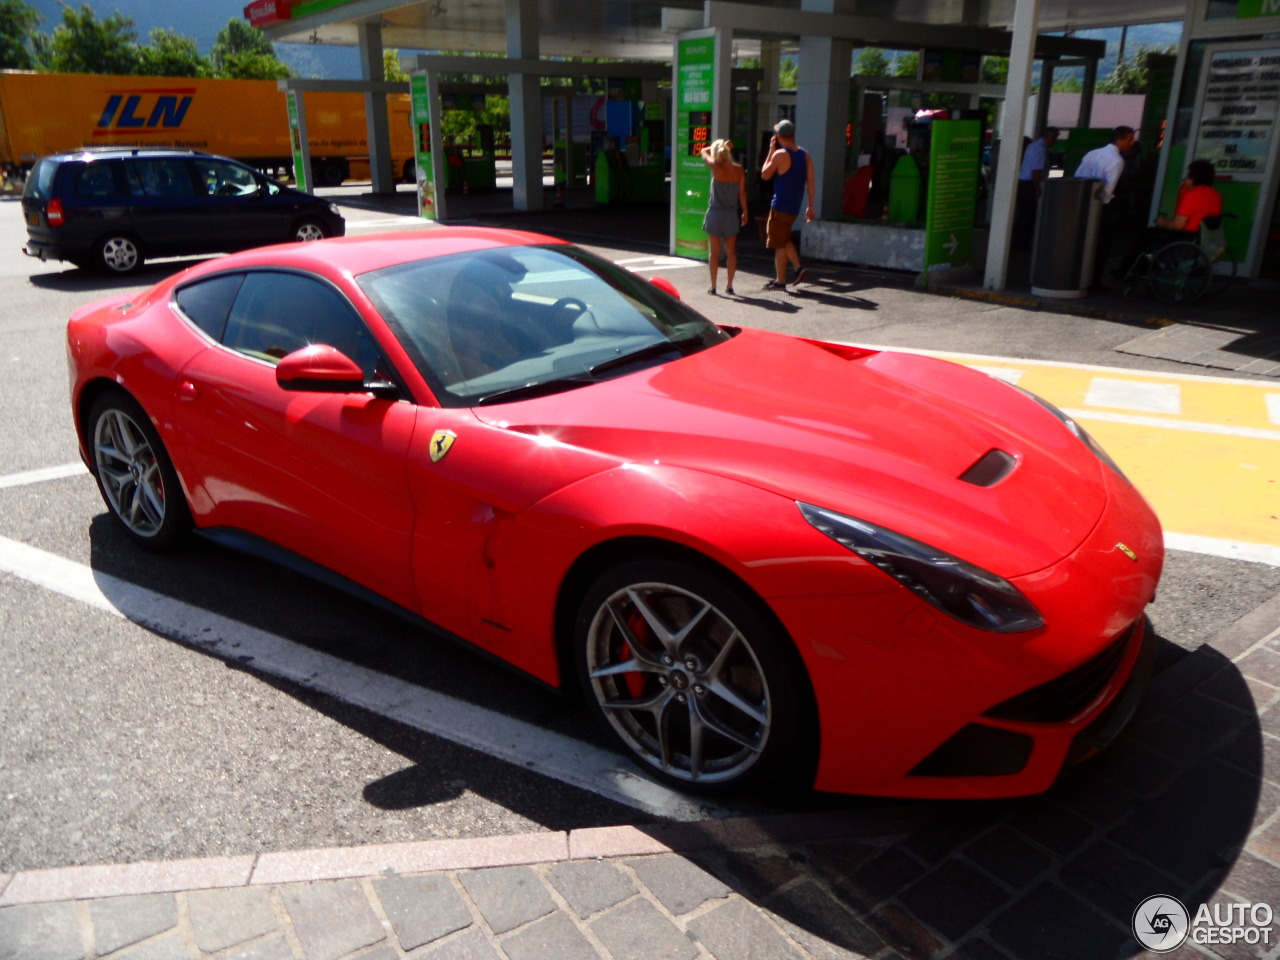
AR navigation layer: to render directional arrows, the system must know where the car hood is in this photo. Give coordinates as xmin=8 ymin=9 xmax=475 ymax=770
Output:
xmin=473 ymin=329 xmax=1109 ymax=577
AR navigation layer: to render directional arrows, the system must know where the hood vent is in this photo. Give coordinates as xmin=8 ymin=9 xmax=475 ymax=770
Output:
xmin=960 ymin=449 xmax=1016 ymax=487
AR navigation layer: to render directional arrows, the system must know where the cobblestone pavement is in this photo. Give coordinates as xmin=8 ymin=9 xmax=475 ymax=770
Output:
xmin=3 ymin=590 xmax=1278 ymax=960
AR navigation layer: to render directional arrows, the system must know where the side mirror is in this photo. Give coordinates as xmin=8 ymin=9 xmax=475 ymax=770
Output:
xmin=276 ymin=344 xmax=366 ymax=393
xmin=649 ymin=276 xmax=681 ymax=300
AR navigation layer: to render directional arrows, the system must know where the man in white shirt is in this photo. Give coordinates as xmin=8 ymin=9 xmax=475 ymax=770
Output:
xmin=1074 ymin=125 xmax=1137 ymax=285
xmin=1074 ymin=125 xmax=1137 ymax=205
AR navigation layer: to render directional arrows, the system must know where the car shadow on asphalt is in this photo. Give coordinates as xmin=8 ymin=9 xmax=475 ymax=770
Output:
xmin=84 ymin=519 xmax=1268 ymax=959
xmin=26 ymin=257 xmax=211 ymax=293
xmin=661 ymin=642 xmax=1269 ymax=960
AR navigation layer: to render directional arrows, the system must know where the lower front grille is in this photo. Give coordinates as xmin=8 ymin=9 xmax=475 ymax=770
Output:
xmin=982 ymin=623 xmax=1137 ymax=724
xmin=907 ymin=723 xmax=1033 ymax=777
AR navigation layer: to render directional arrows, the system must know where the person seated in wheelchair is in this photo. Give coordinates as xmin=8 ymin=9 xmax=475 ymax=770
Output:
xmin=1117 ymin=159 xmax=1222 ymax=278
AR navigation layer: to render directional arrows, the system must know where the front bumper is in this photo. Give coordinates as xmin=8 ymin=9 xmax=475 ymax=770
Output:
xmin=776 ymin=462 xmax=1162 ymax=799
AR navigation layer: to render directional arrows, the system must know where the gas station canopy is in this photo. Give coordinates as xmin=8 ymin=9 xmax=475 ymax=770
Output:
xmin=256 ymin=0 xmax=1188 ymax=60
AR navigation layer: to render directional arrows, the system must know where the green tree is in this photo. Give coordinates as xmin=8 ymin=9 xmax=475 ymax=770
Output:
xmin=779 ymin=55 xmax=798 ymax=89
xmin=1099 ymin=44 xmax=1176 ymax=94
xmin=893 ymin=50 xmax=920 ymax=78
xmin=45 ymin=2 xmax=139 ymax=74
xmin=981 ymin=55 xmax=1008 ymax=86
xmin=1052 ymin=72 xmax=1083 ymax=93
xmin=210 ymin=17 xmax=290 ymax=78
xmin=0 ymin=0 xmax=41 ymax=69
xmin=854 ymin=47 xmax=890 ymax=76
xmin=218 ymin=50 xmax=291 ymax=79
xmin=135 ymin=28 xmax=210 ymax=77
xmin=383 ymin=47 xmax=408 ymax=82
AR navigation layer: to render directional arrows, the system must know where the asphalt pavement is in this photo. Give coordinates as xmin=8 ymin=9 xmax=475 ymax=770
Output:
xmin=2 ymin=186 xmax=1279 ymax=960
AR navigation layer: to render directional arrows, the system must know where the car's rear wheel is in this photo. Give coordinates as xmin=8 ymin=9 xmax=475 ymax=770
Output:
xmin=88 ymin=391 xmax=190 ymax=551
xmin=292 ymin=218 xmax=328 ymax=242
xmin=575 ymin=559 xmax=810 ymax=794
xmin=95 ymin=234 xmax=142 ymax=275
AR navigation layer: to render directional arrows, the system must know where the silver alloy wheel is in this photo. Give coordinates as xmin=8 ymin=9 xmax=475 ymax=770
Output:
xmin=295 ymin=222 xmax=326 ymax=242
xmin=93 ymin=407 xmax=166 ymax=538
xmin=100 ymin=236 xmax=139 ymax=273
xmin=584 ymin=581 xmax=772 ymax=784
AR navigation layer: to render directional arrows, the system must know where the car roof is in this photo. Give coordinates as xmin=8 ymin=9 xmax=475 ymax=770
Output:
xmin=179 ymin=227 xmax=572 ymax=282
xmin=41 ymin=147 xmax=217 ymax=163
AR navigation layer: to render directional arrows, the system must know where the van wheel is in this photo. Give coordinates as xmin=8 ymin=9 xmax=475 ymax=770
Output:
xmin=292 ymin=219 xmax=328 ymax=242
xmin=95 ymin=234 xmax=142 ymax=275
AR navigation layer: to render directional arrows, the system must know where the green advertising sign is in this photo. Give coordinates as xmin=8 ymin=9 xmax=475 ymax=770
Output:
xmin=1237 ymin=0 xmax=1280 ymax=17
xmin=285 ymin=91 xmax=310 ymax=194
xmin=410 ymin=74 xmax=438 ymax=221
xmin=672 ymin=33 xmax=715 ymax=261
xmin=923 ymin=120 xmax=981 ymax=276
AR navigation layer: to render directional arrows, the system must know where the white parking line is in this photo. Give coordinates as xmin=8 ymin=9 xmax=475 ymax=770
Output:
xmin=0 ymin=533 xmax=720 ymax=823
xmin=0 ymin=462 xmax=87 ymax=489
xmin=615 ymin=256 xmax=704 ymax=273
xmin=1060 ymin=407 xmax=1280 ymax=442
xmin=1084 ymin=378 xmax=1182 ymax=415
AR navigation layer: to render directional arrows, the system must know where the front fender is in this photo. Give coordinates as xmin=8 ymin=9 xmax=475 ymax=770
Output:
xmin=477 ymin=462 xmax=880 ymax=687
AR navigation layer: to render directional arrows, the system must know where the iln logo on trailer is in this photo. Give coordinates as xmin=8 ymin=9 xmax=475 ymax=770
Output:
xmin=95 ymin=90 xmax=195 ymax=135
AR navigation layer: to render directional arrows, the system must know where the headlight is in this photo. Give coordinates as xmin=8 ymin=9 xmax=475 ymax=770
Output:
xmin=798 ymin=502 xmax=1045 ymax=634
xmin=1012 ymin=385 xmax=1128 ymax=482
xmin=327 ymin=202 xmax=341 ymax=217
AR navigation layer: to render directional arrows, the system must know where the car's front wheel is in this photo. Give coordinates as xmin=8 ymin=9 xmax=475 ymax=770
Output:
xmin=88 ymin=391 xmax=190 ymax=550
xmin=575 ymin=558 xmax=811 ymax=794
xmin=292 ymin=218 xmax=328 ymax=242
xmin=94 ymin=234 xmax=142 ymax=275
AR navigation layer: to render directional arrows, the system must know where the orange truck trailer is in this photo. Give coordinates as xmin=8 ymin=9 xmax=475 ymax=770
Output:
xmin=0 ymin=70 xmax=415 ymax=185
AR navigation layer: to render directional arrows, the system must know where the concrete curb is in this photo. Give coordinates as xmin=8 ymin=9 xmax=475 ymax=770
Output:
xmin=0 ymin=809 xmax=936 ymax=908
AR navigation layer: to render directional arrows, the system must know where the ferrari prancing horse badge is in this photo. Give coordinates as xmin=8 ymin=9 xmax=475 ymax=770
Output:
xmin=430 ymin=430 xmax=457 ymax=463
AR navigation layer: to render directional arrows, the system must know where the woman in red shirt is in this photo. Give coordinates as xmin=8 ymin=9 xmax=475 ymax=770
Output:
xmin=1158 ymin=159 xmax=1223 ymax=233
xmin=1116 ymin=159 xmax=1223 ymax=280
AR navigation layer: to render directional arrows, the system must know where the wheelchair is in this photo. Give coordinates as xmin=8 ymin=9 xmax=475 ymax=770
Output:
xmin=1120 ymin=213 xmax=1238 ymax=305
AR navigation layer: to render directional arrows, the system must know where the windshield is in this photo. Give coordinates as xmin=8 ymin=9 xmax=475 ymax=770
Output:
xmin=356 ymin=244 xmax=729 ymax=407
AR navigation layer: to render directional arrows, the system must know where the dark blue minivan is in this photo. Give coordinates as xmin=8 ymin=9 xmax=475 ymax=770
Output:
xmin=22 ymin=148 xmax=345 ymax=275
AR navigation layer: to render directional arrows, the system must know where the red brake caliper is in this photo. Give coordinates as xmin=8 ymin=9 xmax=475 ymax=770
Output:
xmin=621 ymin=609 xmax=650 ymax=699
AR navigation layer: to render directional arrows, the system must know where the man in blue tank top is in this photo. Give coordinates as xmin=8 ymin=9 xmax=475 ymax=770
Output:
xmin=760 ymin=119 xmax=816 ymax=291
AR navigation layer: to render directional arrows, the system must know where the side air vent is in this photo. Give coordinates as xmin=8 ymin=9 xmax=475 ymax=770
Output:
xmin=959 ymin=449 xmax=1016 ymax=487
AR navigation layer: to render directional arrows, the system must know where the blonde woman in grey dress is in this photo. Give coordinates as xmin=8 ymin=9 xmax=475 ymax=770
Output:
xmin=700 ymin=139 xmax=749 ymax=295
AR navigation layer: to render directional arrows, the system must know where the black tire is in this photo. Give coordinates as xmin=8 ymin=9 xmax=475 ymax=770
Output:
xmin=87 ymin=390 xmax=191 ymax=551
xmin=574 ymin=558 xmax=812 ymax=794
xmin=1150 ymin=242 xmax=1211 ymax=305
xmin=94 ymin=234 xmax=143 ymax=276
xmin=402 ymin=159 xmax=417 ymax=184
xmin=292 ymin=218 xmax=329 ymax=243
xmin=315 ymin=159 xmax=347 ymax=186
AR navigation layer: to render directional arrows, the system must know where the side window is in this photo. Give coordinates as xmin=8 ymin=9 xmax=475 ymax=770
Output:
xmin=222 ymin=272 xmax=381 ymax=377
xmin=174 ymin=273 xmax=245 ymax=341
xmin=193 ymin=159 xmax=259 ymax=197
xmin=73 ymin=162 xmax=123 ymax=199
xmin=131 ymin=158 xmax=197 ymax=198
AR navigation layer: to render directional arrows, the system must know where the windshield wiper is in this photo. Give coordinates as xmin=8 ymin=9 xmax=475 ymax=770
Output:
xmin=473 ymin=375 xmax=596 ymax=406
xmin=587 ymin=338 xmax=701 ymax=378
